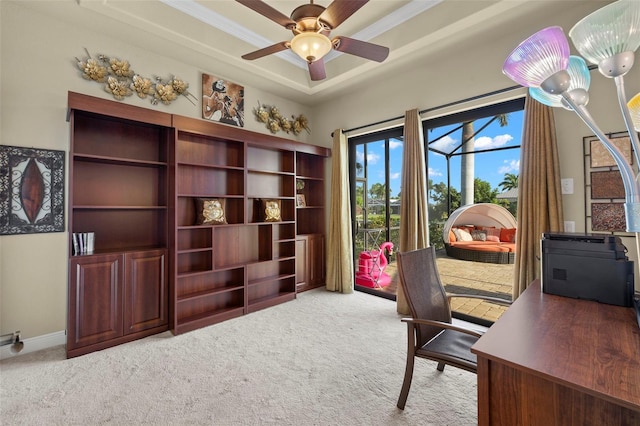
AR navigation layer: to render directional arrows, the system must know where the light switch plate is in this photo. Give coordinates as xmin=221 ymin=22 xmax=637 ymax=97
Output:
xmin=564 ymin=221 xmax=575 ymax=233
xmin=561 ymin=178 xmax=574 ymax=194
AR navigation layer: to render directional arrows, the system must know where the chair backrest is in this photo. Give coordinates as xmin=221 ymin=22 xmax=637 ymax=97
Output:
xmin=397 ymin=246 xmax=452 ymax=347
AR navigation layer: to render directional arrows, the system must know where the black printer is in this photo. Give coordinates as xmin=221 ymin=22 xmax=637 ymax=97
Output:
xmin=541 ymin=232 xmax=634 ymax=307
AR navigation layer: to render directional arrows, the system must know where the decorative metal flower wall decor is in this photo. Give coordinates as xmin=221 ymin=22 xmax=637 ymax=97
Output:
xmin=75 ymin=49 xmax=197 ymax=106
xmin=253 ymin=101 xmax=310 ymax=135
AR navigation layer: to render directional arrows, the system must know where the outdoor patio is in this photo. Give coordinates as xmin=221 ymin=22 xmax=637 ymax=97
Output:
xmin=380 ymin=249 xmax=513 ymax=322
xmin=436 ymin=250 xmax=513 ymax=321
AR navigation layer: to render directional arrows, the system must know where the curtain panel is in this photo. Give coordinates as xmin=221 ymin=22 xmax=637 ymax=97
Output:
xmin=513 ymin=96 xmax=564 ymax=299
xmin=398 ymin=109 xmax=429 ymax=314
xmin=326 ymin=129 xmax=354 ymax=293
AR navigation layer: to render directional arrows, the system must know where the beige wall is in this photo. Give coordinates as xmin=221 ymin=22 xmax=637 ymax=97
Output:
xmin=2 ymin=0 xmax=639 ymax=346
xmin=0 ymin=1 xmax=311 ymax=342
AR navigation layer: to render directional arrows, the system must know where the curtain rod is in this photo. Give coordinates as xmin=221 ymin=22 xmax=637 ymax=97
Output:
xmin=332 ymin=84 xmax=523 ymax=137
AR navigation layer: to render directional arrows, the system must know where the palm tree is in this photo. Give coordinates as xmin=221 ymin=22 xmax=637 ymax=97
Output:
xmin=461 ymin=113 xmax=510 ymax=204
xmin=499 ymin=173 xmax=519 ymax=191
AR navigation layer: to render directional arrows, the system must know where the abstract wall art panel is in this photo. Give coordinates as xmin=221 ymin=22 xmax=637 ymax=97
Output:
xmin=0 ymin=145 xmax=65 ymax=235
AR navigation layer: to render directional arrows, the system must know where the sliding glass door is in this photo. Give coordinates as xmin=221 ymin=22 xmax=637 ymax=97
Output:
xmin=349 ymin=129 xmax=403 ymax=299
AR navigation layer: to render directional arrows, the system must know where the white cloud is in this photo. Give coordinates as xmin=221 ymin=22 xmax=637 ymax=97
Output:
xmin=389 ymin=140 xmax=403 ymax=150
xmin=475 ymin=134 xmax=513 ymax=150
xmin=390 ymin=172 xmax=400 ymax=180
xmin=494 ymin=134 xmax=514 ymax=145
xmin=367 ymin=152 xmax=381 ymax=165
xmin=430 ymin=135 xmax=458 ymax=154
xmin=498 ymin=159 xmax=520 ymax=174
xmin=428 ymin=167 xmax=442 ymax=177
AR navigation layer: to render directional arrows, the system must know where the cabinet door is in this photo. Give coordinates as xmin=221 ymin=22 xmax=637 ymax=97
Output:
xmin=68 ymin=254 xmax=123 ymax=350
xmin=124 ymin=249 xmax=168 ymax=334
xmin=308 ymin=234 xmax=325 ymax=286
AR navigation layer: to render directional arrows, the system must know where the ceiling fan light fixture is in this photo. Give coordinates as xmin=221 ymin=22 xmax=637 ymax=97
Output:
xmin=290 ymin=32 xmax=332 ymax=63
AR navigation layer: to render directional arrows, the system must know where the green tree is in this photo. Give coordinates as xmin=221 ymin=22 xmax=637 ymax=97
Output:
xmin=369 ymin=182 xmax=386 ymax=199
xmin=499 ymin=173 xmax=519 ymax=191
xmin=474 ymin=178 xmax=499 ymax=203
xmin=355 ymin=184 xmax=364 ymax=212
xmin=429 ymin=180 xmax=461 ymax=219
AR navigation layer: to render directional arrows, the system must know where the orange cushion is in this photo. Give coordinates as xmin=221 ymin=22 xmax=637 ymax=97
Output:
xmin=500 ymin=227 xmax=517 ymax=243
xmin=450 ymin=241 xmax=517 ymax=253
xmin=463 ymin=243 xmax=510 ymax=253
xmin=501 ymin=243 xmax=517 ymax=252
xmin=449 ymin=230 xmax=456 ymax=243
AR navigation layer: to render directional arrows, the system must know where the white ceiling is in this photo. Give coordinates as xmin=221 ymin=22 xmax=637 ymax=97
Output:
xmin=16 ymin=0 xmax=610 ymax=105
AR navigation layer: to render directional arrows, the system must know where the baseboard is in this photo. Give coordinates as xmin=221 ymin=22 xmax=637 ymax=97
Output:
xmin=0 ymin=330 xmax=65 ymax=360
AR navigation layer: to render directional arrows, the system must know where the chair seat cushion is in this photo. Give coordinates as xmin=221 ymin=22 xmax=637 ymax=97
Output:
xmin=417 ymin=329 xmax=479 ymax=371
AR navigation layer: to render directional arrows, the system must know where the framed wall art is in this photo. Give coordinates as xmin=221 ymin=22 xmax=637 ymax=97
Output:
xmin=0 ymin=145 xmax=65 ymax=235
xmin=583 ymin=131 xmax=637 ymax=235
xmin=589 ymin=133 xmax=632 ymax=167
xmin=590 ymin=202 xmax=627 ymax=232
xmin=590 ymin=170 xmax=625 ymax=199
xmin=202 ymin=73 xmax=244 ymax=127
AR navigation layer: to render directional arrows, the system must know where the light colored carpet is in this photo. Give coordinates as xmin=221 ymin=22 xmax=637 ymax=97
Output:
xmin=0 ymin=289 xmax=477 ymax=425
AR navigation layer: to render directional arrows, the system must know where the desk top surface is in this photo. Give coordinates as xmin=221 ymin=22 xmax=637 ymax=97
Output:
xmin=471 ymin=280 xmax=640 ymax=411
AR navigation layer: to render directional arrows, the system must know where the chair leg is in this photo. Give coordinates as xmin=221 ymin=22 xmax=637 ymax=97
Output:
xmin=397 ymin=353 xmax=415 ymax=410
xmin=437 ymin=362 xmax=445 ymax=372
xmin=397 ymin=322 xmax=417 ymax=410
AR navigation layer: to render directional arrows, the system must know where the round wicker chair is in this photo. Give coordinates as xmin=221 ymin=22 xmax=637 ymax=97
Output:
xmin=442 ymin=204 xmax=517 ymax=264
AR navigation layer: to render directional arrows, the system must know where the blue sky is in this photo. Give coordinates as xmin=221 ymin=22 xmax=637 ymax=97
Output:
xmin=356 ymin=110 xmax=524 ymax=197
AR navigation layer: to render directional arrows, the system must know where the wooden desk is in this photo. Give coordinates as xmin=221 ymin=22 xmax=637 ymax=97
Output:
xmin=471 ymin=280 xmax=640 ymax=425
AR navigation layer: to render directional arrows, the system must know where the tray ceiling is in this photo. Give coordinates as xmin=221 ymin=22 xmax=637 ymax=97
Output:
xmin=15 ymin=0 xmax=609 ymax=104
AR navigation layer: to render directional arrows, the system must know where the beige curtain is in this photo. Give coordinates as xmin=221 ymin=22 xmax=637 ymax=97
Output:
xmin=513 ymin=96 xmax=564 ymax=299
xmin=326 ymin=129 xmax=354 ymax=293
xmin=398 ymin=109 xmax=429 ymax=314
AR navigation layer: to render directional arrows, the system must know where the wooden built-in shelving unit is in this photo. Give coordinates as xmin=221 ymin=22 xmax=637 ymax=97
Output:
xmin=67 ymin=92 xmax=330 ymax=354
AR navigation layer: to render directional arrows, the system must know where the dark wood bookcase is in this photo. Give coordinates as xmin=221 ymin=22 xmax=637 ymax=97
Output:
xmin=67 ymin=92 xmax=329 ymax=352
xmin=67 ymin=92 xmax=171 ymax=358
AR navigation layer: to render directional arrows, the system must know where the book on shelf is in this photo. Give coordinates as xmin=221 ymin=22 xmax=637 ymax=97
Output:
xmin=73 ymin=232 xmax=95 ymax=255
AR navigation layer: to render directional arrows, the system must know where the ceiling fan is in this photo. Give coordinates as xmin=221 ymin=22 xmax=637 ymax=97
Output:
xmin=236 ymin=0 xmax=389 ymax=81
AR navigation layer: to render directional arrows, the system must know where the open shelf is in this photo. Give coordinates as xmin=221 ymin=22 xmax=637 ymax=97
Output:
xmin=174 ymin=305 xmax=245 ymax=335
xmin=176 ymin=267 xmax=244 ymax=299
xmin=176 ymin=131 xmax=244 ymax=168
xmin=247 ymin=145 xmax=294 ymax=174
xmin=247 ymin=289 xmax=296 ymax=314
xmin=74 ymin=153 xmax=167 ymax=167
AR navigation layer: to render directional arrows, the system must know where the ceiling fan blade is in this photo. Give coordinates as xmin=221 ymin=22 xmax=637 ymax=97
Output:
xmin=319 ymin=0 xmax=368 ymax=29
xmin=242 ymin=42 xmax=290 ymax=60
xmin=309 ymin=59 xmax=326 ymax=81
xmin=333 ymin=36 xmax=389 ymax=62
xmin=236 ymin=0 xmax=296 ymax=29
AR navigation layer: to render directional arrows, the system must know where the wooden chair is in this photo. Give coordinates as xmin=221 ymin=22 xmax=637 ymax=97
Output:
xmin=396 ymin=246 xmax=511 ymax=410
